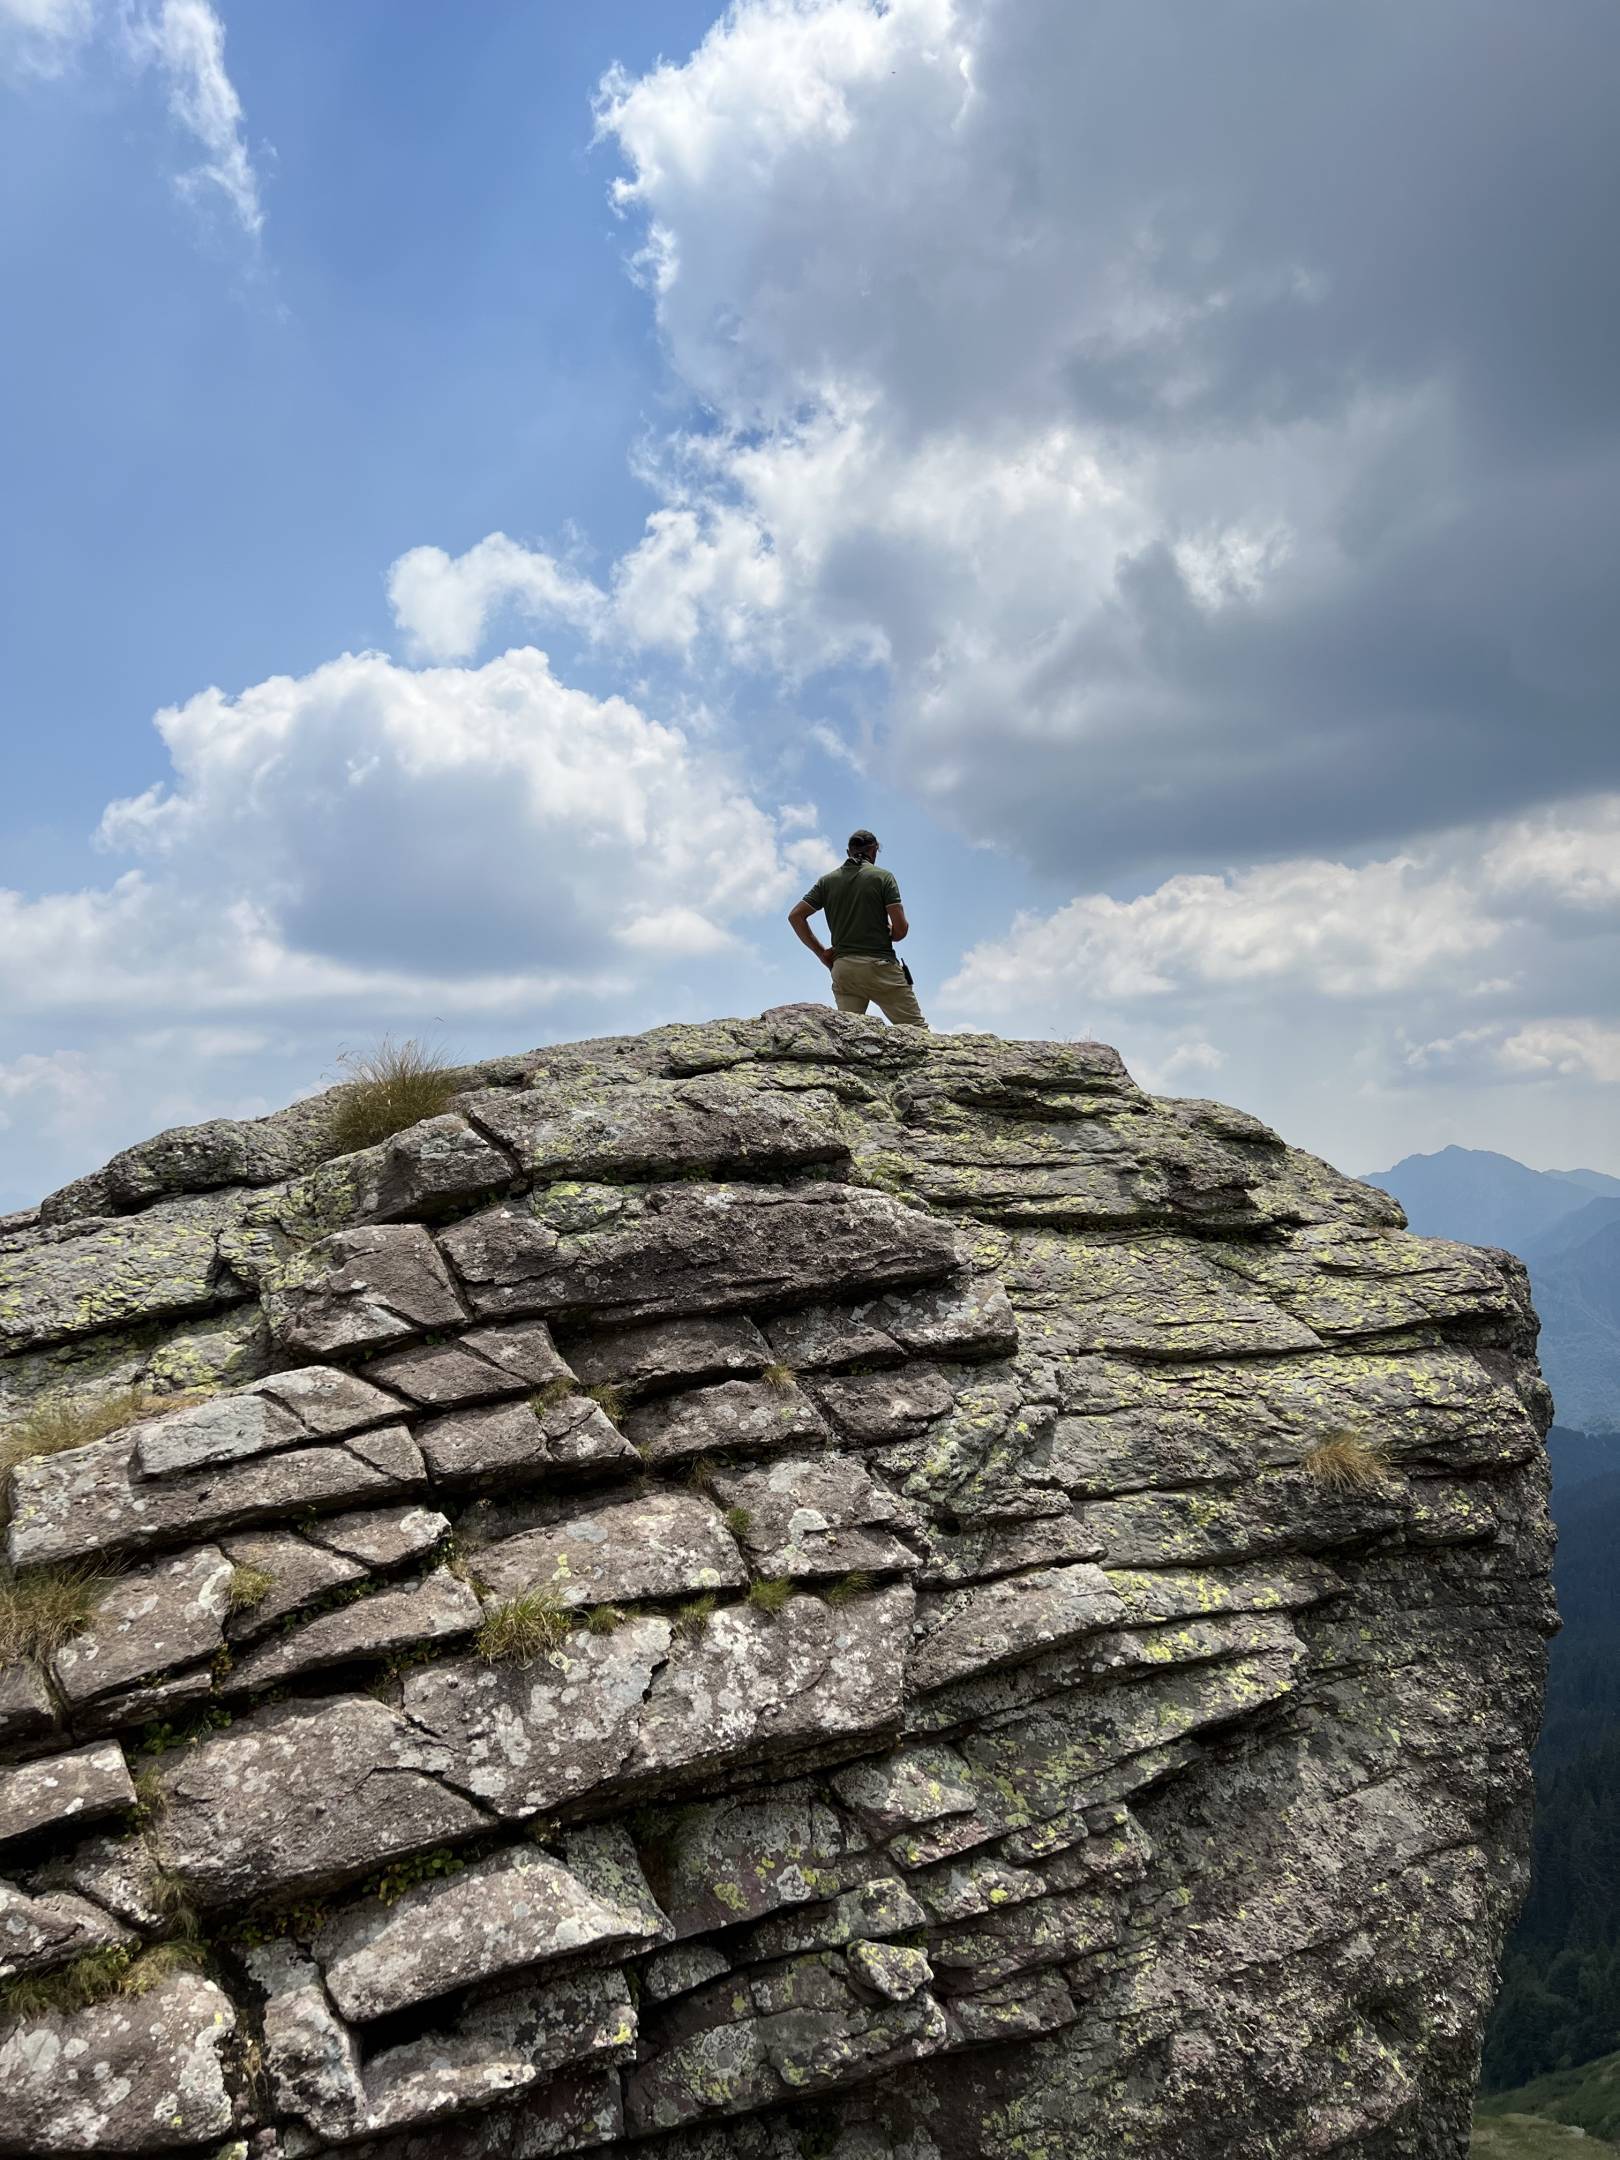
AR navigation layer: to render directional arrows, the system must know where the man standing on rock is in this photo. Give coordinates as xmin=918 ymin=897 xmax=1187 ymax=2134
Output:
xmin=788 ymin=828 xmax=929 ymax=1028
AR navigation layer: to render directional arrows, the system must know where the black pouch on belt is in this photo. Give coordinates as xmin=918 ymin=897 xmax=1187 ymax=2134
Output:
xmin=901 ymin=959 xmax=914 ymax=985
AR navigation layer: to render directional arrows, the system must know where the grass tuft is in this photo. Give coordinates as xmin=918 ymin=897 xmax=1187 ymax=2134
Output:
xmin=530 ymin=1377 xmax=577 ymax=1418
xmin=821 ymin=1570 xmax=872 ymax=1607
xmin=1 ymin=1946 xmax=133 ymax=2023
xmin=674 ymin=1592 xmax=718 ymax=1635
xmin=584 ymin=1603 xmax=623 ymax=1635
xmin=747 ymin=1575 xmax=794 ymax=1615
xmin=1 ymin=1388 xmax=214 ymax=1527
xmin=1 ymin=1391 xmax=147 ymax=1505
xmin=122 ymin=1939 xmax=207 ymax=1995
xmin=146 ymin=1866 xmax=199 ymax=1939
xmin=3 ymin=1388 xmax=149 ymax=1466
xmin=225 ymin=1563 xmax=275 ymax=1613
xmin=760 ymin=1362 xmax=796 ymax=1392
xmin=477 ymin=1589 xmax=569 ymax=1666
xmin=1302 ymin=1433 xmax=1393 ymax=1492
xmin=0 ymin=1940 xmax=206 ymax=2024
xmin=0 ymin=1563 xmax=111 ymax=1665
xmin=721 ymin=1506 xmax=753 ymax=1538
xmin=324 ymin=1037 xmax=458 ymax=1159
xmin=582 ymin=1381 xmax=627 ymax=1424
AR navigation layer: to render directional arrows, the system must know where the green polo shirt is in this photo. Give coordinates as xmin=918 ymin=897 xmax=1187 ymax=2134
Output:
xmin=802 ymin=858 xmax=902 ymax=959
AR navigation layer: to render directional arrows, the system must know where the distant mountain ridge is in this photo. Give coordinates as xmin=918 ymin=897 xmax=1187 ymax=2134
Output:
xmin=1365 ymin=1146 xmax=1620 ymax=1436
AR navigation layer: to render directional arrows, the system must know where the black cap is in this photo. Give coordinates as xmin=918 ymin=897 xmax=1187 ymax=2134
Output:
xmin=848 ymin=828 xmax=879 ymax=852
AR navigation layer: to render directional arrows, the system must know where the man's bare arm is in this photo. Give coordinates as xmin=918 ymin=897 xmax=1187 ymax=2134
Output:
xmin=789 ymin=899 xmax=835 ymax=969
xmin=887 ymin=901 xmax=910 ymax=943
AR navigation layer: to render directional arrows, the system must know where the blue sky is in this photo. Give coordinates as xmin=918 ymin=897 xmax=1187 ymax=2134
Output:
xmin=3 ymin=0 xmax=1618 ymax=1212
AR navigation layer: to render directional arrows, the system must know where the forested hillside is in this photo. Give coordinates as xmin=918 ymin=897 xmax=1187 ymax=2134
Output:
xmin=1485 ymin=1470 xmax=1620 ymax=2085
xmin=1365 ymin=1150 xmax=1620 ymax=1431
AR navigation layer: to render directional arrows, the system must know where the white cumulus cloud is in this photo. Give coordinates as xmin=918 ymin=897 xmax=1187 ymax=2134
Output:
xmin=1498 ymin=1022 xmax=1620 ymax=1087
xmin=387 ymin=534 xmax=607 ymax=665
xmin=565 ymin=0 xmax=1620 ymax=887
xmin=942 ymin=855 xmax=1498 ymax=1013
xmin=0 ymin=643 xmax=827 ymax=1202
xmin=90 ymin=644 xmax=804 ymax=982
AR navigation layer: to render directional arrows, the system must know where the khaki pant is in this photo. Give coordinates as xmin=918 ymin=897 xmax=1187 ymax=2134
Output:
xmin=831 ymin=954 xmax=929 ymax=1028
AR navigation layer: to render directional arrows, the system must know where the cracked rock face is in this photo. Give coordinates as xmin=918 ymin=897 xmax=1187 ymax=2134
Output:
xmin=0 ymin=1011 xmax=1554 ymax=2158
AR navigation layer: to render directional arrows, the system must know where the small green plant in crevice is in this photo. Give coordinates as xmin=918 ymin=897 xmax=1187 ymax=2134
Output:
xmin=0 ymin=1562 xmax=111 ymax=1666
xmin=323 ymin=1036 xmax=459 ymax=1159
xmin=746 ymin=1575 xmax=794 ymax=1616
xmin=581 ymin=1381 xmax=627 ymax=1424
xmin=227 ymin=1893 xmax=333 ymax=1951
xmin=362 ymin=1846 xmax=466 ymax=1907
xmin=224 ymin=1563 xmax=274 ymax=1614
xmin=584 ymin=1603 xmax=623 ymax=1635
xmin=278 ymin=1576 xmax=373 ymax=1634
xmin=0 ymin=1939 xmax=206 ymax=2025
xmin=721 ymin=1506 xmax=753 ymax=1539
xmin=821 ymin=1570 xmax=872 ymax=1607
xmin=674 ymin=1591 xmax=718 ymax=1635
xmin=379 ymin=1639 xmax=447 ymax=1684
xmin=128 ymin=1764 xmax=170 ymax=1831
xmin=683 ymin=1456 xmax=719 ymax=1496
xmin=529 ymin=1377 xmax=577 ymax=1418
xmin=137 ymin=1705 xmax=233 ymax=1758
xmin=476 ymin=1589 xmax=569 ymax=1666
xmin=446 ymin=1556 xmax=490 ymax=1597
xmin=760 ymin=1362 xmax=796 ymax=1392
xmin=1302 ymin=1433 xmax=1392 ymax=1493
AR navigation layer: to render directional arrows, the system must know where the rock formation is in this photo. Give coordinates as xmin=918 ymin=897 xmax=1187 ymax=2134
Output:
xmin=0 ymin=1010 xmax=1554 ymax=2159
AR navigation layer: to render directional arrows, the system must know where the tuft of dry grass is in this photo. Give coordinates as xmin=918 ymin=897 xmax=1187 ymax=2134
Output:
xmin=477 ymin=1589 xmax=569 ymax=1666
xmin=582 ymin=1382 xmax=627 ymax=1424
xmin=760 ymin=1363 xmax=796 ymax=1392
xmin=746 ymin=1575 xmax=794 ymax=1616
xmin=146 ymin=1867 xmax=199 ymax=1939
xmin=1 ymin=1388 xmax=213 ymax=1527
xmin=225 ymin=1563 xmax=275 ymax=1613
xmin=122 ymin=1940 xmax=208 ymax=1995
xmin=674 ymin=1592 xmax=718 ymax=1635
xmin=324 ymin=1037 xmax=459 ymax=1159
xmin=1 ymin=1388 xmax=147 ymax=1492
xmin=584 ymin=1603 xmax=623 ymax=1635
xmin=821 ymin=1570 xmax=872 ymax=1607
xmin=0 ymin=1939 xmax=206 ymax=2025
xmin=0 ymin=1563 xmax=111 ymax=1666
xmin=530 ymin=1377 xmax=577 ymax=1418
xmin=1302 ymin=1433 xmax=1393 ymax=1492
xmin=721 ymin=1506 xmax=753 ymax=1538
